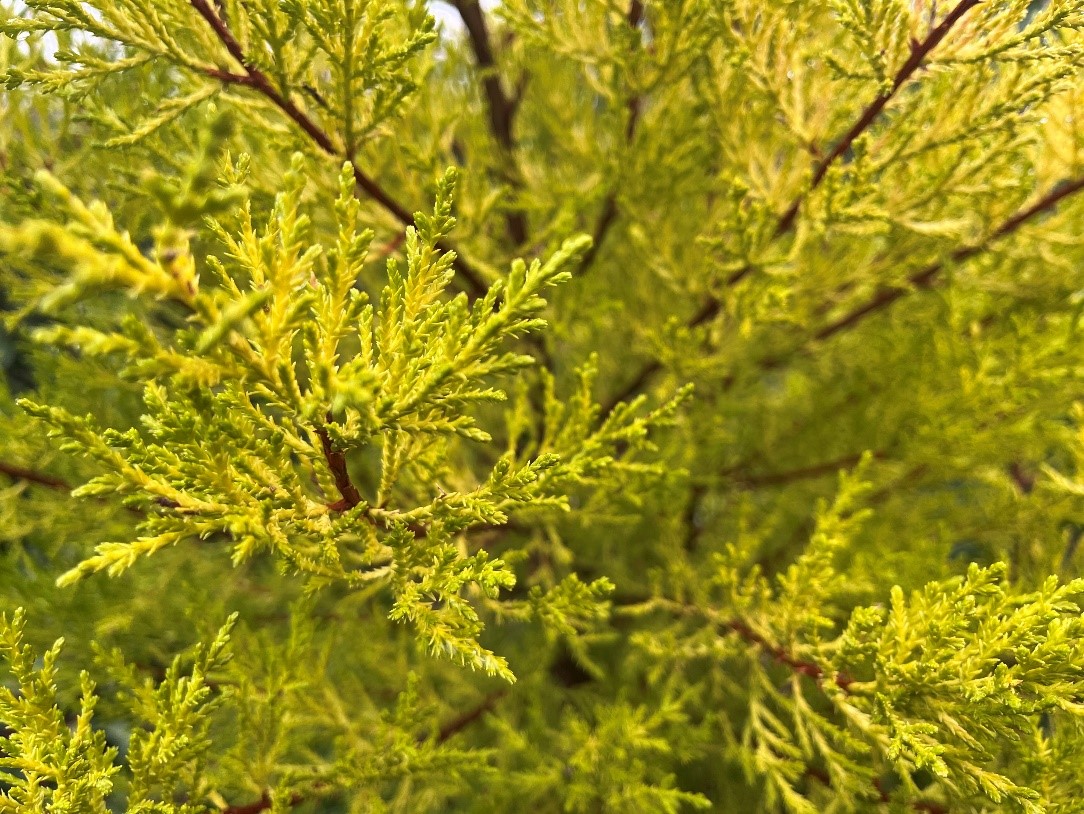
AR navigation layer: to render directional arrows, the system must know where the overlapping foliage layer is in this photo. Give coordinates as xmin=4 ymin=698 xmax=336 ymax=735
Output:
xmin=2 ymin=0 xmax=1084 ymax=811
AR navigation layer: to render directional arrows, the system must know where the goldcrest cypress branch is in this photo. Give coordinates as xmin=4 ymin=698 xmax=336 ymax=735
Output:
xmin=0 ymin=459 xmax=70 ymax=490
xmin=450 ymin=0 xmax=529 ymax=247
xmin=772 ymin=0 xmax=984 ymax=239
xmin=574 ymin=0 xmax=646 ymax=279
xmin=814 ymin=173 xmax=1084 ymax=341
xmin=188 ymin=0 xmax=490 ymax=301
xmin=606 ymin=171 xmax=1084 ymax=414
xmin=4 ymin=1 xmax=1084 ymax=811
xmin=604 ymin=0 xmax=987 ymax=408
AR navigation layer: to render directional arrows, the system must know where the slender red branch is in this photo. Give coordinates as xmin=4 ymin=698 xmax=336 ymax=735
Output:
xmin=0 ymin=458 xmax=177 ymax=520
xmin=1008 ymin=460 xmax=1035 ymax=494
xmin=723 ymin=619 xmax=854 ymax=691
xmin=638 ymin=599 xmax=854 ymax=691
xmin=222 ymin=793 xmax=273 ymax=814
xmin=773 ymin=0 xmax=983 ymax=239
xmin=435 ymin=688 xmax=509 ymax=743
xmin=604 ymin=0 xmax=983 ymax=404
xmin=682 ymin=483 xmax=708 ymax=552
xmin=728 ymin=0 xmax=982 ymax=288
xmin=575 ymin=0 xmax=646 ymax=278
xmin=189 ymin=0 xmax=346 ymax=161
xmin=374 ymin=231 xmax=406 ymax=260
xmin=201 ymin=67 xmax=254 ymax=85
xmin=733 ymin=451 xmax=885 ymax=488
xmin=316 ymin=422 xmax=362 ymax=512
xmin=315 ymin=431 xmax=439 ymax=539
xmin=606 ymin=171 xmax=1084 ymax=412
xmin=450 ymin=0 xmax=528 ymax=246
xmin=815 ymin=175 xmax=1084 ymax=341
xmin=0 ymin=461 xmax=70 ymax=490
xmin=188 ymin=0 xmax=488 ymax=300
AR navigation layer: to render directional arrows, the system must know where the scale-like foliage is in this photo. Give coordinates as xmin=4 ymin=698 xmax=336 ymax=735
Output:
xmin=0 ymin=609 xmax=236 ymax=813
xmin=3 ymin=0 xmax=1084 ymax=811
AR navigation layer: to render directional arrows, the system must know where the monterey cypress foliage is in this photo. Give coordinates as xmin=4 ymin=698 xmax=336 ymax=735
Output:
xmin=2 ymin=0 xmax=1084 ymax=811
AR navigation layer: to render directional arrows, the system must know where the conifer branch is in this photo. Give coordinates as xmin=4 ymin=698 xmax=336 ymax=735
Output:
xmin=806 ymin=770 xmax=950 ymax=813
xmin=188 ymin=0 xmax=393 ymax=209
xmin=316 ymin=423 xmax=362 ymax=512
xmin=725 ymin=0 xmax=982 ymax=288
xmin=575 ymin=0 xmax=646 ymax=278
xmin=603 ymin=0 xmax=982 ymax=407
xmin=188 ymin=0 xmax=489 ymax=300
xmin=641 ymin=598 xmax=853 ymax=691
xmin=600 ymin=357 xmax=662 ymax=418
xmin=9 ymin=2 xmax=1084 ymax=808
xmin=450 ymin=0 xmax=529 ymax=247
xmin=433 ymin=688 xmax=509 ymax=743
xmin=733 ymin=452 xmax=886 ymax=488
xmin=722 ymin=618 xmax=854 ymax=691
xmin=605 ymin=172 xmax=1084 ymax=414
xmin=815 ymin=174 xmax=1084 ymax=341
xmin=0 ymin=461 xmax=69 ymax=490
xmin=771 ymin=0 xmax=983 ymax=239
xmin=0 ymin=459 xmax=181 ymax=519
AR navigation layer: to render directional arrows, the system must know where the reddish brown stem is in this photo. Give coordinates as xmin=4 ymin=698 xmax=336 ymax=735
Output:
xmin=723 ymin=619 xmax=854 ymax=692
xmin=188 ymin=0 xmax=488 ymax=301
xmin=315 ymin=429 xmax=437 ymax=539
xmin=223 ymin=790 xmax=306 ymax=814
xmin=605 ymin=0 xmax=983 ymax=404
xmin=222 ymin=793 xmax=273 ymax=814
xmin=435 ymin=688 xmax=509 ymax=743
xmin=815 ymin=175 xmax=1084 ymax=341
xmin=575 ymin=0 xmax=646 ymax=278
xmin=773 ymin=0 xmax=983 ymax=238
xmin=450 ymin=0 xmax=529 ymax=246
xmin=374 ymin=231 xmax=406 ymax=260
xmin=607 ymin=171 xmax=1084 ymax=412
xmin=316 ymin=423 xmax=362 ymax=511
xmin=0 ymin=461 xmax=70 ymax=490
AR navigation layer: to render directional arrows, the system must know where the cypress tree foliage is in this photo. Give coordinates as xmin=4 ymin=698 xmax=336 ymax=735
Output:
xmin=2 ymin=0 xmax=1084 ymax=810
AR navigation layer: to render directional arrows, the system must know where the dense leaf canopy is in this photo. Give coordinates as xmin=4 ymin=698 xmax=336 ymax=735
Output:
xmin=2 ymin=1 xmax=1084 ymax=811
